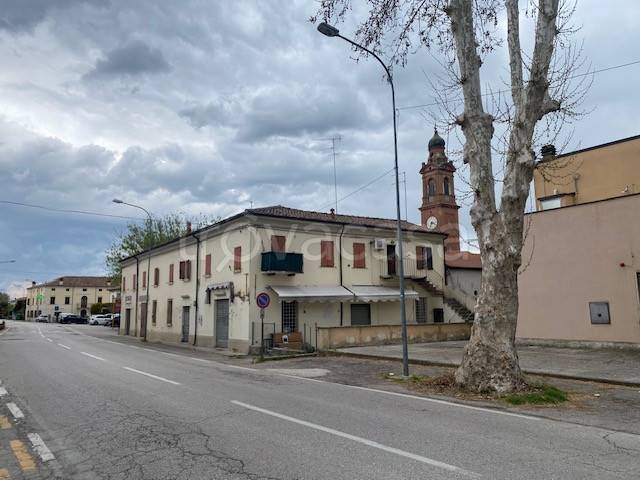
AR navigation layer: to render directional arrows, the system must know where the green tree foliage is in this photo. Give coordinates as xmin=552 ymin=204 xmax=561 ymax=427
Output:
xmin=0 ymin=292 xmax=12 ymax=318
xmin=105 ymin=213 xmax=218 ymax=281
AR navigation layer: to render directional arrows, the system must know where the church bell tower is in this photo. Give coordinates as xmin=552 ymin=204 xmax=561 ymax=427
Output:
xmin=419 ymin=129 xmax=461 ymax=252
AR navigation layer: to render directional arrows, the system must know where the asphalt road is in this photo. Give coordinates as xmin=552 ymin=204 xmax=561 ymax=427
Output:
xmin=0 ymin=321 xmax=638 ymax=480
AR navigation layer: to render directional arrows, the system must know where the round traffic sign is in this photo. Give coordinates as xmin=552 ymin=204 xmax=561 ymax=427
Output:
xmin=256 ymin=292 xmax=270 ymax=309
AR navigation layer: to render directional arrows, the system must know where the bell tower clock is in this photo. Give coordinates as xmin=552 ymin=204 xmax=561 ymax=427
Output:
xmin=419 ymin=129 xmax=461 ymax=252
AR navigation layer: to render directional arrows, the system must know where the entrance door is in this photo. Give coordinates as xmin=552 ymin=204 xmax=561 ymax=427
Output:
xmin=181 ymin=306 xmax=190 ymax=342
xmin=215 ymin=299 xmax=229 ymax=348
xmin=140 ymin=303 xmax=147 ymax=338
xmin=125 ymin=308 xmax=131 ymax=335
xmin=351 ymin=304 xmax=371 ymax=326
xmin=386 ymin=244 xmax=397 ymax=276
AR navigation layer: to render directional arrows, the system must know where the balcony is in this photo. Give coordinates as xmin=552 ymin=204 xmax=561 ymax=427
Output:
xmin=261 ymin=251 xmax=304 ymax=274
xmin=379 ymin=257 xmax=444 ymax=293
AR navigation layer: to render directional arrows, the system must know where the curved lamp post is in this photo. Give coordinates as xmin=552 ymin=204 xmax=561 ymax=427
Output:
xmin=113 ymin=199 xmax=152 ymax=342
xmin=317 ymin=22 xmax=409 ymax=377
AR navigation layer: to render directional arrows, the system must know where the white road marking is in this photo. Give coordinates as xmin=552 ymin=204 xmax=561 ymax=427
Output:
xmin=232 ymin=400 xmax=480 ymax=478
xmin=57 ymin=344 xmax=71 ymax=350
xmin=0 ymin=387 xmax=7 ymax=397
xmin=80 ymin=352 xmax=106 ymax=362
xmin=274 ymin=374 xmax=539 ymax=421
xmin=27 ymin=433 xmax=55 ymax=462
xmin=7 ymin=402 xmax=24 ymax=420
xmin=122 ymin=367 xmax=181 ymax=385
xmin=46 ymin=338 xmax=53 ymax=342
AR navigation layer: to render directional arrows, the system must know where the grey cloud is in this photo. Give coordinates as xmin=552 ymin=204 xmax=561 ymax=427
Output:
xmin=84 ymin=40 xmax=171 ymax=79
xmin=0 ymin=0 xmax=104 ymax=33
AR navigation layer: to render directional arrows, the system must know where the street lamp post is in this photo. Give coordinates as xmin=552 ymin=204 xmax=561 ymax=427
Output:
xmin=317 ymin=22 xmax=410 ymax=377
xmin=113 ymin=199 xmax=152 ymax=342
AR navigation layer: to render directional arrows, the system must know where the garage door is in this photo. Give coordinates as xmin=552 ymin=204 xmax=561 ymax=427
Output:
xmin=350 ymin=304 xmax=371 ymax=326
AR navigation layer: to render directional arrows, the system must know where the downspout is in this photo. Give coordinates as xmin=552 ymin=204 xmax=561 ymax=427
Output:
xmin=190 ymin=231 xmax=201 ymax=346
xmin=134 ymin=255 xmax=140 ymax=336
xmin=339 ymin=224 xmax=346 ymax=326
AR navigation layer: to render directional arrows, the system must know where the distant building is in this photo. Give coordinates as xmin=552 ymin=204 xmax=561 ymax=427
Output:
xmin=26 ymin=276 xmax=115 ymax=321
xmin=518 ymin=136 xmax=640 ymax=346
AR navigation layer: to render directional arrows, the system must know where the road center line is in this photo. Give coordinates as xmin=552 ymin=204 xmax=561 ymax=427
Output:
xmin=46 ymin=338 xmax=53 ymax=342
xmin=80 ymin=352 xmax=106 ymax=361
xmin=232 ymin=400 xmax=480 ymax=478
xmin=57 ymin=343 xmax=71 ymax=350
xmin=27 ymin=433 xmax=55 ymax=462
xmin=7 ymin=402 xmax=24 ymax=420
xmin=122 ymin=367 xmax=181 ymax=385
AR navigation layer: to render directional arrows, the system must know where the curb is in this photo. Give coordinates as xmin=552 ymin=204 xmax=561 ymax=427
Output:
xmin=327 ymin=350 xmax=640 ymax=388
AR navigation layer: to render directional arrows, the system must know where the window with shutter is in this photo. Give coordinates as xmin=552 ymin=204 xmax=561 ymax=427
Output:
xmin=353 ymin=243 xmax=366 ymax=268
xmin=179 ymin=261 xmax=185 ymax=280
xmin=416 ymin=246 xmax=425 ymax=270
xmin=205 ymin=254 xmax=212 ymax=276
xmin=426 ymin=247 xmax=433 ymax=270
xmin=169 ymin=264 xmax=174 ymax=283
xmin=321 ymin=240 xmax=334 ymax=267
xmin=186 ymin=260 xmax=192 ymax=280
xmin=271 ymin=235 xmax=286 ymax=253
xmin=154 ymin=268 xmax=160 ymax=286
xmin=234 ymin=247 xmax=241 ymax=272
xmin=142 ymin=271 xmax=147 ymax=288
xmin=133 ymin=274 xmax=137 ymax=288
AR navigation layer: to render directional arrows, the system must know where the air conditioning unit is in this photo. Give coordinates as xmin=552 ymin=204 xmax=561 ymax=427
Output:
xmin=374 ymin=238 xmax=386 ymax=250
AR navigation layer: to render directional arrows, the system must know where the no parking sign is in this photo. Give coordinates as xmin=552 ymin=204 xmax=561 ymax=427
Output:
xmin=256 ymin=292 xmax=270 ymax=309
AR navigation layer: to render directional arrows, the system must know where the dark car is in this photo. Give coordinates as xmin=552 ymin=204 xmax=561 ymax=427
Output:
xmin=60 ymin=315 xmax=87 ymax=325
xmin=105 ymin=314 xmax=120 ymax=328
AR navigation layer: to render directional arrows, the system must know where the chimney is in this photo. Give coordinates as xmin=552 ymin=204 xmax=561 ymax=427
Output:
xmin=186 ymin=221 xmax=192 ymax=234
xmin=541 ymin=144 xmax=556 ymax=160
xmin=329 ymin=208 xmax=335 ymax=216
xmin=58 ymin=277 xmax=64 ymax=286
xmin=31 ymin=281 xmax=36 ymax=286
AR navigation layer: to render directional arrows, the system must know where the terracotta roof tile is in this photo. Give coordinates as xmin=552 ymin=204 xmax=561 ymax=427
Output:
xmin=445 ymin=251 xmax=482 ymax=269
xmin=31 ymin=276 xmax=114 ymax=289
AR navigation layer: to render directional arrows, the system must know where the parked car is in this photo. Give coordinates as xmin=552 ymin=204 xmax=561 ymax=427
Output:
xmin=104 ymin=314 xmax=120 ymax=327
xmin=60 ymin=314 xmax=87 ymax=324
xmin=0 ymin=319 xmax=5 ymax=330
xmin=36 ymin=314 xmax=49 ymax=323
xmin=89 ymin=314 xmax=110 ymax=326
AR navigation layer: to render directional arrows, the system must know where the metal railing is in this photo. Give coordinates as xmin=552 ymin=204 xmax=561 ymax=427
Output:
xmin=379 ymin=257 xmax=445 ymax=291
xmin=261 ymin=251 xmax=304 ymax=273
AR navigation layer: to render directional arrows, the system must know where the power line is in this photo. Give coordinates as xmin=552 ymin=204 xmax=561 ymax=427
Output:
xmin=397 ymin=58 xmax=640 ymax=111
xmin=316 ymin=167 xmax=395 ymax=211
xmin=0 ymin=200 xmax=143 ymax=221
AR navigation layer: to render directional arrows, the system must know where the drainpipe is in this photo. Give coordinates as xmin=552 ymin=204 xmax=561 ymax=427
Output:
xmin=134 ymin=255 xmax=140 ymax=336
xmin=190 ymin=230 xmax=201 ymax=346
xmin=338 ymin=224 xmax=346 ymax=326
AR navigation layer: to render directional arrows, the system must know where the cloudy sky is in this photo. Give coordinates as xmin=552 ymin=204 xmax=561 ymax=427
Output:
xmin=1 ymin=0 xmax=639 ymax=297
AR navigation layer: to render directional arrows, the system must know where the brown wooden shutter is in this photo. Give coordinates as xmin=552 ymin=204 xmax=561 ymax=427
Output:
xmin=426 ymin=247 xmax=433 ymax=270
xmin=133 ymin=274 xmax=136 ymax=287
xmin=271 ymin=235 xmax=286 ymax=253
xmin=179 ymin=261 xmax=185 ymax=280
xmin=234 ymin=246 xmax=242 ymax=272
xmin=416 ymin=246 xmax=425 ymax=270
xmin=169 ymin=263 xmax=174 ymax=283
xmin=154 ymin=268 xmax=160 ymax=286
xmin=321 ymin=240 xmax=334 ymax=267
xmin=353 ymin=243 xmax=366 ymax=268
xmin=186 ymin=260 xmax=192 ymax=280
xmin=123 ymin=277 xmax=126 ymax=291
xmin=142 ymin=271 xmax=147 ymax=288
xmin=205 ymin=254 xmax=212 ymax=276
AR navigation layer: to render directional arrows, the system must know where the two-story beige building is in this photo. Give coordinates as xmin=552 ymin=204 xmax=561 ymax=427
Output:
xmin=26 ymin=276 xmax=115 ymax=321
xmin=517 ymin=135 xmax=640 ymax=346
xmin=119 ymin=206 xmax=466 ymax=353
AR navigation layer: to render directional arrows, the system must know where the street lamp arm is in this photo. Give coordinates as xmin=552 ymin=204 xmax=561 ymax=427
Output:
xmin=337 ymin=35 xmax=393 ymax=83
xmin=120 ymin=202 xmax=152 ymax=221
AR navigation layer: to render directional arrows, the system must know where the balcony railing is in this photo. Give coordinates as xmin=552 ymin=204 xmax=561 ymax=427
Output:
xmin=261 ymin=251 xmax=304 ymax=274
xmin=380 ymin=257 xmax=444 ymax=291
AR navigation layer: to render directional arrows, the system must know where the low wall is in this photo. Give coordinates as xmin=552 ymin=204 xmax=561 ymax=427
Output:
xmin=317 ymin=323 xmax=471 ymax=350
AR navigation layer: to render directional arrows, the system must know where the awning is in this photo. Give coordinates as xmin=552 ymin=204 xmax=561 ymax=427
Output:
xmin=349 ymin=285 xmax=419 ymax=302
xmin=270 ymin=285 xmax=354 ymax=303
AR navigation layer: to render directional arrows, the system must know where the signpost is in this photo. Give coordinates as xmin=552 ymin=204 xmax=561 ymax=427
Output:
xmin=256 ymin=292 xmax=271 ymax=354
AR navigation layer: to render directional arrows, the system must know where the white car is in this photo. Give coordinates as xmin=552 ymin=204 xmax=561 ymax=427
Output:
xmin=89 ymin=314 xmax=110 ymax=326
xmin=36 ymin=314 xmax=49 ymax=323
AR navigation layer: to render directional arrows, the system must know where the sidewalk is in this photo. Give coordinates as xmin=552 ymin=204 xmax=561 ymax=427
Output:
xmin=335 ymin=341 xmax=640 ymax=386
